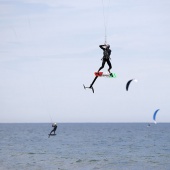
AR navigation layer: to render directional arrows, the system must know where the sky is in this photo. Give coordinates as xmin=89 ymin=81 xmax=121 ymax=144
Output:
xmin=0 ymin=0 xmax=170 ymax=123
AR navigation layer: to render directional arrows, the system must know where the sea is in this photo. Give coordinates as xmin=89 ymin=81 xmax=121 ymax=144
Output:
xmin=0 ymin=123 xmax=170 ymax=170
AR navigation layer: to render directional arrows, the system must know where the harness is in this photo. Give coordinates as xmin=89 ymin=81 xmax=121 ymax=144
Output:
xmin=103 ymin=48 xmax=110 ymax=59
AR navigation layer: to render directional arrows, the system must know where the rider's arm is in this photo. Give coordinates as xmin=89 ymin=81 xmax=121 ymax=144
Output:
xmin=99 ymin=45 xmax=106 ymax=50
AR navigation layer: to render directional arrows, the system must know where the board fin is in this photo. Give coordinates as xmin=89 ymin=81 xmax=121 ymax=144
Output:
xmin=83 ymin=84 xmax=94 ymax=93
xmin=83 ymin=75 xmax=98 ymax=93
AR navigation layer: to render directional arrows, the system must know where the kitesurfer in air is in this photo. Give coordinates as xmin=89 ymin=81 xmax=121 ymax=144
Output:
xmin=97 ymin=44 xmax=112 ymax=75
xmin=83 ymin=44 xmax=113 ymax=93
xmin=49 ymin=123 xmax=57 ymax=137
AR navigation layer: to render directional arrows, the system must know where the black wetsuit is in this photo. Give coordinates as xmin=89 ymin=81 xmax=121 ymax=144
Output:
xmin=98 ymin=45 xmax=112 ymax=73
xmin=49 ymin=124 xmax=57 ymax=135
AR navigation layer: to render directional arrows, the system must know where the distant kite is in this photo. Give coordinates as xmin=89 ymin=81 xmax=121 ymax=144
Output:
xmin=153 ymin=109 xmax=160 ymax=124
xmin=126 ymin=79 xmax=138 ymax=91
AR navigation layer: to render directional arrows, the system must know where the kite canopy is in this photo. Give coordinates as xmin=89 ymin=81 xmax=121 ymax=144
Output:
xmin=126 ymin=79 xmax=138 ymax=91
xmin=153 ymin=109 xmax=160 ymax=124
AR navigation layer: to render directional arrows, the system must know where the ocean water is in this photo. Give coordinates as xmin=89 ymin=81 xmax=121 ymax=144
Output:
xmin=0 ymin=123 xmax=170 ymax=170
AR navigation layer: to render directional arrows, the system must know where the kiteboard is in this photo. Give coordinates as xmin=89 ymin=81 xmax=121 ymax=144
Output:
xmin=48 ymin=134 xmax=56 ymax=136
xmin=94 ymin=72 xmax=116 ymax=78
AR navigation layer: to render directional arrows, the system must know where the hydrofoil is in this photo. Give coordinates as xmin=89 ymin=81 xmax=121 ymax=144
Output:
xmin=83 ymin=72 xmax=116 ymax=93
xmin=48 ymin=134 xmax=56 ymax=138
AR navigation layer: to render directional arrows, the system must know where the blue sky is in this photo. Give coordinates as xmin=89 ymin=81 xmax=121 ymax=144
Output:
xmin=0 ymin=0 xmax=170 ymax=123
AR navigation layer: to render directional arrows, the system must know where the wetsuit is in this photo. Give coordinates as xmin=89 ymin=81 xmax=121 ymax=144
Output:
xmin=98 ymin=45 xmax=112 ymax=73
xmin=49 ymin=124 xmax=57 ymax=135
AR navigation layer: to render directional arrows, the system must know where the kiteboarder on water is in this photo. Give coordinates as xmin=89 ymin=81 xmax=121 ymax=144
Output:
xmin=49 ymin=123 xmax=57 ymax=137
xmin=97 ymin=44 xmax=112 ymax=76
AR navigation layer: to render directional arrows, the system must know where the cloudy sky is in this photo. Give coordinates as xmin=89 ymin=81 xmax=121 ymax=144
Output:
xmin=0 ymin=0 xmax=170 ymax=123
